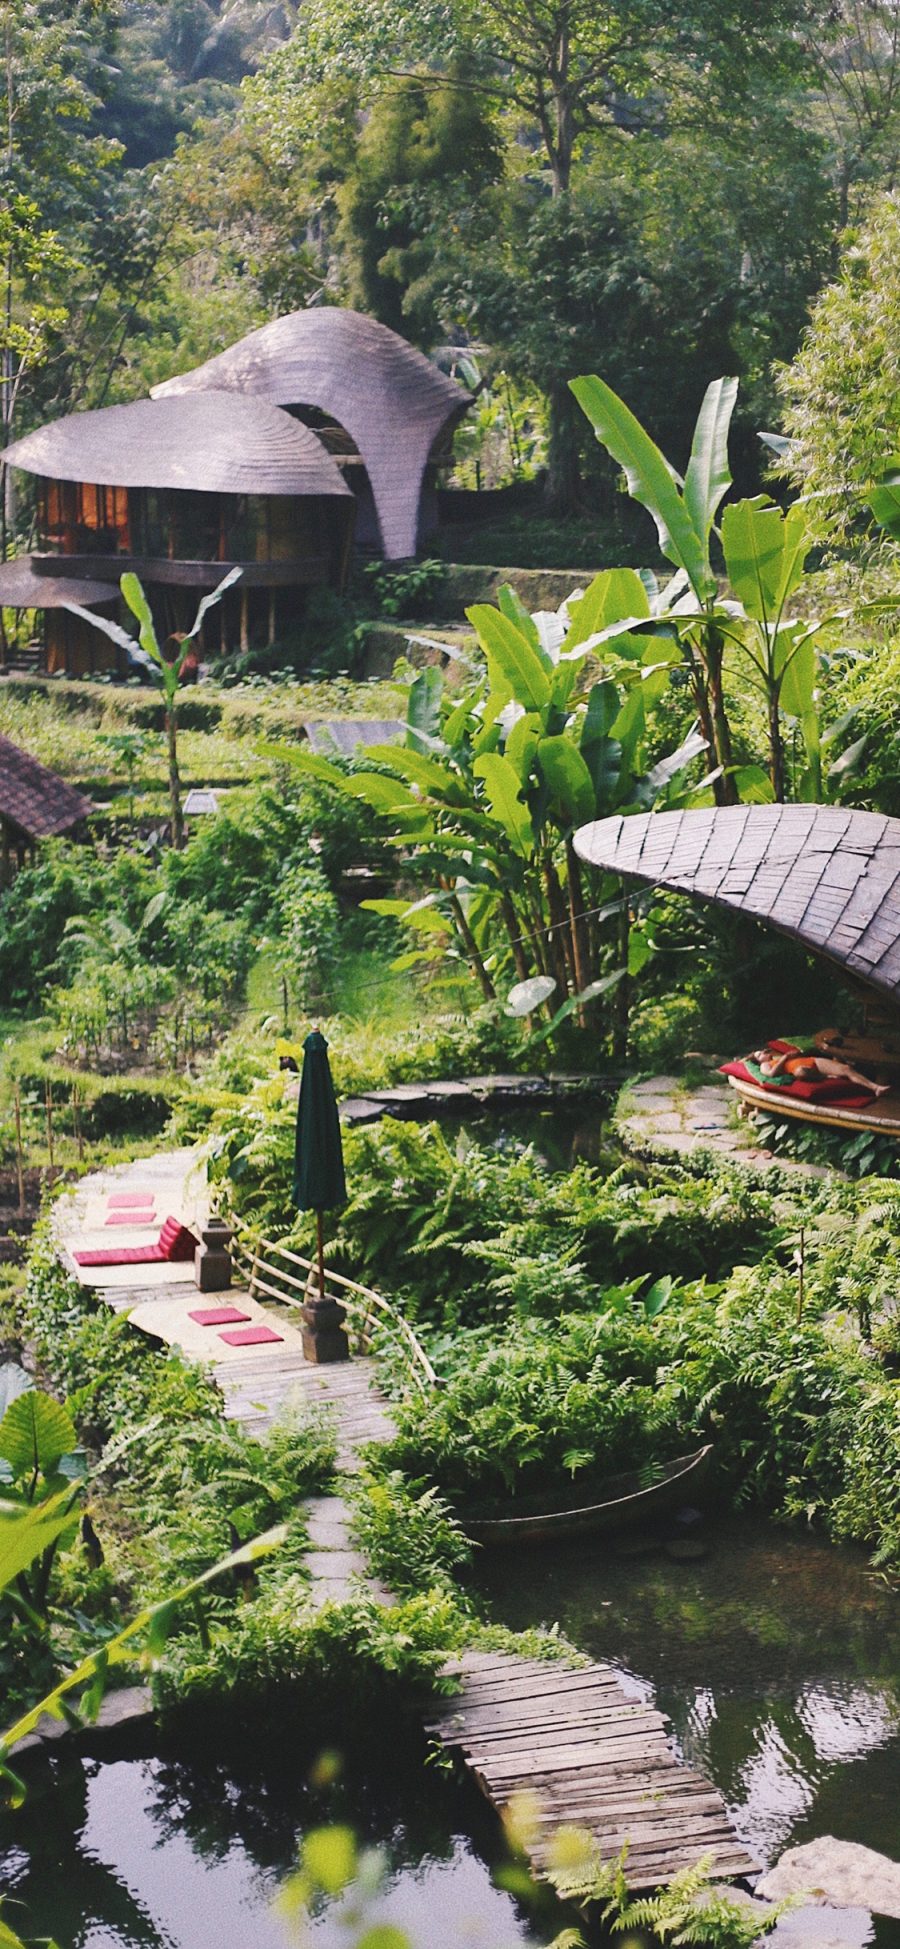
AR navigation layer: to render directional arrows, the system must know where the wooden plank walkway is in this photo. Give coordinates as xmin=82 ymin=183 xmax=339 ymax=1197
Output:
xmin=428 ymin=1651 xmax=758 ymax=1890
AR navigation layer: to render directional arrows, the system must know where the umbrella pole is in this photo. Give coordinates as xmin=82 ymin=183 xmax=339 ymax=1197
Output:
xmin=317 ymin=1207 xmax=325 ymax=1302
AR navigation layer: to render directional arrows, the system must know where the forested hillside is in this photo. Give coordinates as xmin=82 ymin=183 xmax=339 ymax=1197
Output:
xmin=5 ymin=0 xmax=900 ymax=522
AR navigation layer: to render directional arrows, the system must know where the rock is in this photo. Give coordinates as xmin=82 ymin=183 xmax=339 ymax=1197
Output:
xmin=757 ymin=1838 xmax=900 ymax=1920
xmin=761 ymin=1903 xmax=874 ymax=1948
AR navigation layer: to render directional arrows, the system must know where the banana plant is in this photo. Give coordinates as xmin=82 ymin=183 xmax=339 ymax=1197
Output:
xmin=281 ymin=582 xmax=707 ymax=1031
xmin=570 ymin=374 xmax=865 ymax=805
xmin=570 ymin=373 xmax=740 ymax=801
xmin=64 ymin=568 xmax=241 ymax=847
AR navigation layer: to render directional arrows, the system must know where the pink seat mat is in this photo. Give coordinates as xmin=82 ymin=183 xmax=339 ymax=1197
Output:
xmin=74 ymin=1216 xmax=196 ymax=1269
xmin=188 ymin=1307 xmax=251 ymax=1326
xmin=105 ymin=1208 xmax=156 ymax=1226
xmin=218 ymin=1325 xmax=284 ymax=1347
xmin=108 ymin=1191 xmax=158 ymax=1208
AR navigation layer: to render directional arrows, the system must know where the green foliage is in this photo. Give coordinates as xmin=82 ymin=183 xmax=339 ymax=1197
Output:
xmin=349 ymin=1469 xmax=472 ymax=1598
xmin=548 ymin=1840 xmax=789 ymax=1946
xmin=377 ymin=1308 xmax=696 ymax=1504
xmin=776 ymin=190 xmax=900 ymax=559
xmin=1 ymin=1231 xmax=337 ymax=1719
xmin=153 ymin=1585 xmax=462 ymax=1739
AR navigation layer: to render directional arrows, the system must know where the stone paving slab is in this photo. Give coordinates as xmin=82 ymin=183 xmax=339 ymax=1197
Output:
xmin=616 ymin=1075 xmax=832 ymax=1177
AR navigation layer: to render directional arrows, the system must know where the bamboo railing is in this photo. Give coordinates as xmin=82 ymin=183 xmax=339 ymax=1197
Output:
xmin=229 ymin=1222 xmax=439 ymax=1398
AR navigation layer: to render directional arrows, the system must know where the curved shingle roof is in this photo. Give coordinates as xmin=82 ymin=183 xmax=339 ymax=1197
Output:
xmin=0 ymin=555 xmax=117 ymax=609
xmin=0 ymin=734 xmax=92 ymax=837
xmin=151 ymin=308 xmax=471 ymax=558
xmin=1 ymin=393 xmax=352 ymax=498
xmin=574 ymin=806 xmax=900 ymax=1006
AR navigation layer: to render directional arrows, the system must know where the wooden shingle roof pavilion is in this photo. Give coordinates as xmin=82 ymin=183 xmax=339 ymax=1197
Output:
xmin=0 ymin=555 xmax=117 ymax=610
xmin=574 ymin=806 xmax=900 ymax=1008
xmin=0 ymin=735 xmax=93 ymax=839
xmin=151 ymin=308 xmax=472 ymax=559
xmin=1 ymin=392 xmax=353 ymax=499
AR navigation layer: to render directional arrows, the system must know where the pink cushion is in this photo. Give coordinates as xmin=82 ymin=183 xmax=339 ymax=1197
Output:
xmin=108 ymin=1191 xmax=157 ymax=1208
xmin=188 ymin=1307 xmax=251 ymax=1326
xmin=158 ymin=1216 xmax=197 ymax=1262
xmin=105 ymin=1208 xmax=156 ymax=1226
xmin=218 ymin=1325 xmax=284 ymax=1347
xmin=74 ymin=1243 xmax=165 ymax=1267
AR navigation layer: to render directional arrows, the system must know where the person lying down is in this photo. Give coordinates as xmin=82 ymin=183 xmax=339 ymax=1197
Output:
xmin=752 ymin=1046 xmax=890 ymax=1096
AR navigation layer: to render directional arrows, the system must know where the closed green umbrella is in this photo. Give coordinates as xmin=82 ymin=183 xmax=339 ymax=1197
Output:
xmin=293 ymin=1029 xmax=347 ymax=1302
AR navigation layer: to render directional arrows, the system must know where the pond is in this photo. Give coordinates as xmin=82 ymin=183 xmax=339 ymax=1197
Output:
xmin=474 ymin=1513 xmax=900 ymax=1946
xmin=453 ymin=1101 xmax=617 ymax=1174
xmin=0 ymin=1726 xmax=567 ymax=1949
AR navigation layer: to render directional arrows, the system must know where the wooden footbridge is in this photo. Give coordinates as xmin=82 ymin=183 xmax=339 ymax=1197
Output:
xmin=55 ymin=1149 xmax=757 ymax=1892
xmin=429 ymin=1652 xmax=758 ymax=1888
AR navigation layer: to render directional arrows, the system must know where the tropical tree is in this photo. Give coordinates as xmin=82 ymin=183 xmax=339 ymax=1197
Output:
xmin=570 ymin=372 xmax=863 ymax=803
xmin=283 ymin=578 xmax=708 ymax=1035
xmin=66 ymin=569 xmax=240 ymax=847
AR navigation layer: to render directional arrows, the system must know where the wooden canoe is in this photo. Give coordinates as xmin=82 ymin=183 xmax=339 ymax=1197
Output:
xmin=461 ymin=1443 xmax=714 ymax=1547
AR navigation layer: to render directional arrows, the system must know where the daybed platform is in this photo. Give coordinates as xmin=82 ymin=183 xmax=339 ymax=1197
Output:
xmin=727 ymin=1075 xmax=900 ymax=1137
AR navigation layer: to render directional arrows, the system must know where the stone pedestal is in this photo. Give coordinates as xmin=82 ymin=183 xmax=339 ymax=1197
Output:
xmin=301 ymin=1293 xmax=349 ymax=1363
xmin=194 ymin=1218 xmax=233 ymax=1291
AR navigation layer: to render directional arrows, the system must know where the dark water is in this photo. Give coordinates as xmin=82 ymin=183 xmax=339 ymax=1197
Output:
xmin=455 ymin=1102 xmax=616 ymax=1173
xmin=0 ymin=1733 xmax=565 ymax=1949
xmin=474 ymin=1514 xmax=900 ymax=1944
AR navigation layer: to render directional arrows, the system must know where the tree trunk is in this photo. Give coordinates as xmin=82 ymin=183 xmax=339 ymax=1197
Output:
xmin=702 ymin=624 xmax=738 ymax=806
xmin=768 ymin=691 xmax=786 ymax=802
xmin=166 ymin=706 xmax=184 ymax=849
xmin=546 ymin=376 xmax=582 ymax=513
xmin=543 ymin=857 xmax=571 ymax=997
xmin=500 ymin=891 xmax=531 ymax=981
xmin=566 ymin=838 xmax=592 ymax=991
xmin=613 ymin=882 xmax=631 ymax=1063
xmin=448 ymin=890 xmax=496 ymax=1001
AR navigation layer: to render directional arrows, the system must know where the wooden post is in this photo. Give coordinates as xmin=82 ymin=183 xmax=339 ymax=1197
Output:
xmin=317 ymin=1208 xmax=325 ymax=1303
xmin=13 ymin=1085 xmax=25 ymax=1218
xmin=240 ymin=588 xmax=249 ymax=654
xmin=72 ymin=1084 xmax=85 ymax=1163
xmin=45 ymin=1079 xmax=54 ymax=1169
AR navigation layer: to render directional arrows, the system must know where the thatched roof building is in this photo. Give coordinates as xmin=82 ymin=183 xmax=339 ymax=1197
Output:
xmin=3 ymin=392 xmax=352 ymax=500
xmin=152 ymin=308 xmax=472 ymax=559
xmin=1 ymin=393 xmax=355 ymax=674
xmin=0 ymin=733 xmax=93 ymax=880
xmin=574 ymin=806 xmax=900 ymax=1009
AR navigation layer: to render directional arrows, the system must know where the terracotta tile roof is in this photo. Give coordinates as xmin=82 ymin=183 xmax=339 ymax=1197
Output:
xmin=0 ymin=733 xmax=93 ymax=838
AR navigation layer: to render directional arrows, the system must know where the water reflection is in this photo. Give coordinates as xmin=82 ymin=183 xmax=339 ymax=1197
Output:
xmin=473 ymin=1514 xmax=900 ymax=1938
xmin=0 ymin=1734 xmax=564 ymax=1949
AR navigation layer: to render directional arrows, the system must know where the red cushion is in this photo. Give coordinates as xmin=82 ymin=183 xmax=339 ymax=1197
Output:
xmin=188 ymin=1307 xmax=251 ymax=1326
xmin=105 ymin=1208 xmax=156 ymax=1226
xmin=218 ymin=1325 xmax=284 ymax=1346
xmin=108 ymin=1191 xmax=157 ymax=1208
xmin=74 ymin=1243 xmax=165 ymax=1267
xmin=158 ymin=1216 xmax=197 ymax=1261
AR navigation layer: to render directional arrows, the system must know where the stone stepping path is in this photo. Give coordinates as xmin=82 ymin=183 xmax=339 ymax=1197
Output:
xmin=616 ymin=1075 xmax=832 ymax=1177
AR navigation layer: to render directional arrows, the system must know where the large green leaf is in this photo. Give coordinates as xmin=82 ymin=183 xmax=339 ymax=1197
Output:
xmin=581 ymin=680 xmax=621 ymax=747
xmin=0 ymin=1391 xmax=77 ymax=1482
xmin=778 ymin=633 xmax=816 ymax=718
xmin=497 ymin=582 xmax=542 ymax=652
xmin=364 ymin=744 xmax=464 ymax=803
xmin=868 ymin=456 xmax=900 ymax=537
xmin=536 ymin=736 xmax=596 ymax=824
xmin=407 ymin=666 xmax=444 ymax=749
xmin=467 ymin=605 xmax=551 ymax=709
xmin=0 ymin=1492 xmax=77 ymax=1594
xmin=505 ymin=711 xmax=542 ymax=784
xmin=721 ymin=498 xmax=784 ymax=621
xmin=120 ymin=571 xmax=162 ymax=665
xmin=570 ymin=375 xmax=713 ymax=598
xmin=181 ymin=566 xmax=243 ymax=646
xmin=472 ymin=752 xmax=534 ymax=857
xmin=682 ymin=376 xmax=738 ymax=540
xmin=506 ymin=975 xmax=557 ymax=1017
xmin=561 ymin=569 xmax=650 ymax=655
xmin=721 ymin=498 xmax=808 ymax=625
